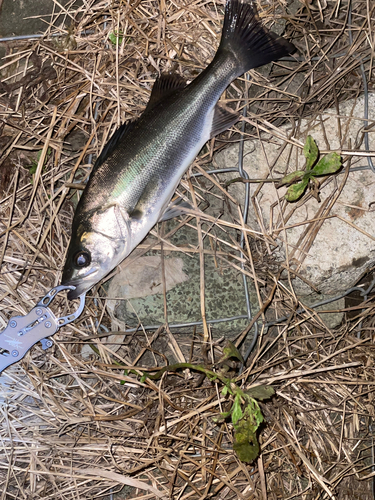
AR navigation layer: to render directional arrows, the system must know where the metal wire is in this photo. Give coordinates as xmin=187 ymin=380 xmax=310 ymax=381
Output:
xmin=348 ymin=0 xmax=375 ymax=174
xmin=0 ymin=34 xmax=51 ymax=42
xmin=0 ymin=31 xmax=94 ymax=43
xmin=237 ymin=74 xmax=259 ymax=362
xmin=2 ymin=11 xmax=374 ymax=498
xmin=115 ymin=277 xmax=375 ymax=333
xmin=7 ymin=12 xmax=373 ymax=361
xmin=267 ymin=277 xmax=375 ymax=328
xmin=347 ymin=4 xmax=375 ymax=494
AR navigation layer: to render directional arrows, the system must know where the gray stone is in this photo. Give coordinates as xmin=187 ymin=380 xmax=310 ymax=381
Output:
xmin=215 ymin=94 xmax=375 ymax=327
xmin=0 ymin=0 xmax=57 ymax=39
xmin=104 ymin=222 xmax=259 ymax=339
xmin=106 ymin=255 xmax=189 ymax=328
xmin=0 ymin=0 xmax=81 ymax=60
xmin=302 ymin=294 xmax=345 ymax=331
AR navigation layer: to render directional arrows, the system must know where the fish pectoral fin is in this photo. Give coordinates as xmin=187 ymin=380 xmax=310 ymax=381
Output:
xmin=128 ymin=208 xmax=144 ymax=220
xmin=145 ymin=73 xmax=187 ymax=112
xmin=99 ymin=202 xmax=142 ymax=223
xmin=159 ymin=199 xmax=194 ymax=222
xmin=210 ymin=105 xmax=239 ymax=138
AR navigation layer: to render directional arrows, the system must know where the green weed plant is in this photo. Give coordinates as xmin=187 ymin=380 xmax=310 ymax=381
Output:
xmin=278 ymin=136 xmax=342 ymax=202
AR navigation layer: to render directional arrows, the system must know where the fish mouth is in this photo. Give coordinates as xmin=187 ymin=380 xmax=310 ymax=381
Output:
xmin=62 ymin=280 xmax=95 ymax=300
xmin=61 ymin=267 xmax=100 ymax=300
xmin=67 ymin=285 xmax=86 ymax=300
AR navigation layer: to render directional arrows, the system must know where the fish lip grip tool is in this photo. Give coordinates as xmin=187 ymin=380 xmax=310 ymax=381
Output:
xmin=0 ymin=285 xmax=86 ymax=373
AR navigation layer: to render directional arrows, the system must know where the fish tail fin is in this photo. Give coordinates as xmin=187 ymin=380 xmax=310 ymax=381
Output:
xmin=217 ymin=0 xmax=295 ymax=76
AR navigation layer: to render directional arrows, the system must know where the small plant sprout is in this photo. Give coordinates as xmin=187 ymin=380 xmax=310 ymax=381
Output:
xmin=277 ymin=136 xmax=342 ymax=202
xmin=109 ymin=31 xmax=124 ymax=45
xmin=135 ymin=341 xmax=274 ymax=463
xmin=27 ymin=148 xmax=52 ymax=177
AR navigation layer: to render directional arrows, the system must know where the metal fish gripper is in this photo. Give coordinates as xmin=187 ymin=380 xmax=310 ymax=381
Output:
xmin=0 ymin=285 xmax=85 ymax=373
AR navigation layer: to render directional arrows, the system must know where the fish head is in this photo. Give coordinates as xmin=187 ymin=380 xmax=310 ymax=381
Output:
xmin=61 ymin=205 xmax=130 ymax=299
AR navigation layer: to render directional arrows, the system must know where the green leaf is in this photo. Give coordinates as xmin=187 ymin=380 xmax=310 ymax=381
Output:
xmin=285 ymin=176 xmax=309 ymax=202
xmin=28 ymin=162 xmax=38 ymax=175
xmin=252 ymin=400 xmax=264 ymax=428
xmin=37 ymin=147 xmax=52 ymax=161
xmin=120 ymin=369 xmax=128 ymax=385
xmin=222 ymin=341 xmax=244 ymax=363
xmin=304 ymin=135 xmax=319 ymax=170
xmin=311 ymin=152 xmax=342 ymax=176
xmin=222 ymin=385 xmax=229 ymax=396
xmin=27 ymin=148 xmax=52 ymax=176
xmin=231 ymin=394 xmax=243 ymax=425
xmin=233 ymin=438 xmax=259 ymax=463
xmin=109 ymin=31 xmax=123 ymax=45
xmin=218 ymin=409 xmax=232 ymax=420
xmin=244 ymin=385 xmax=275 ymax=401
xmin=232 ymin=398 xmax=265 ymax=461
xmin=278 ymin=170 xmax=305 ymax=187
xmin=233 ymin=418 xmax=260 ymax=463
xmin=206 ymin=372 xmax=218 ymax=382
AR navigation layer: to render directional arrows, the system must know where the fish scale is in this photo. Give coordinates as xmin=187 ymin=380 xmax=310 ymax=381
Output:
xmin=62 ymin=0 xmax=296 ymax=299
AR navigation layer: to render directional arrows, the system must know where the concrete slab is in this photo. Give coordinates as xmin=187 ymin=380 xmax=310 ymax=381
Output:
xmin=0 ymin=0 xmax=77 ymax=60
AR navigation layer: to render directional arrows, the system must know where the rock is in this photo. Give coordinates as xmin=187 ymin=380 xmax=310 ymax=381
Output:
xmin=215 ymin=94 xmax=375 ymax=327
xmin=81 ymin=255 xmax=189 ymax=358
xmin=104 ymin=223 xmax=259 ymax=339
xmin=106 ymin=255 xmax=189 ymax=325
xmin=65 ymin=129 xmax=88 ymax=152
xmin=302 ymin=294 xmax=345 ymax=331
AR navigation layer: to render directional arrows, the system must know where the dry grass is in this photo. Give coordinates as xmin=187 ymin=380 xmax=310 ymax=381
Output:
xmin=0 ymin=0 xmax=374 ymax=498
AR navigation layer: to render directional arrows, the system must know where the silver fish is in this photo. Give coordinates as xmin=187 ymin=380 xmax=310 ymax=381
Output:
xmin=62 ymin=0 xmax=295 ymax=299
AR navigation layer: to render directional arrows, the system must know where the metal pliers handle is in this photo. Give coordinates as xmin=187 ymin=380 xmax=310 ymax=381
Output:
xmin=0 ymin=285 xmax=85 ymax=373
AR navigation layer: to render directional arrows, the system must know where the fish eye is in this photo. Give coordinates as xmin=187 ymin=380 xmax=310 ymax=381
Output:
xmin=74 ymin=251 xmax=91 ymax=268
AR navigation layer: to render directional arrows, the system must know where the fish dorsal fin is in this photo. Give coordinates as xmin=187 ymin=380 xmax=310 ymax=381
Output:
xmin=94 ymin=120 xmax=135 ymax=169
xmin=210 ymin=104 xmax=239 ymax=138
xmin=145 ymin=73 xmax=186 ymax=112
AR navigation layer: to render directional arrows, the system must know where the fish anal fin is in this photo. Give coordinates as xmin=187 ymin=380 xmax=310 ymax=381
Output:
xmin=210 ymin=104 xmax=239 ymax=138
xmin=145 ymin=73 xmax=186 ymax=112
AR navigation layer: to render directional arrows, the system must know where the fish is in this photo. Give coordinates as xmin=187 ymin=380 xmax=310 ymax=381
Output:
xmin=61 ymin=0 xmax=295 ymax=299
